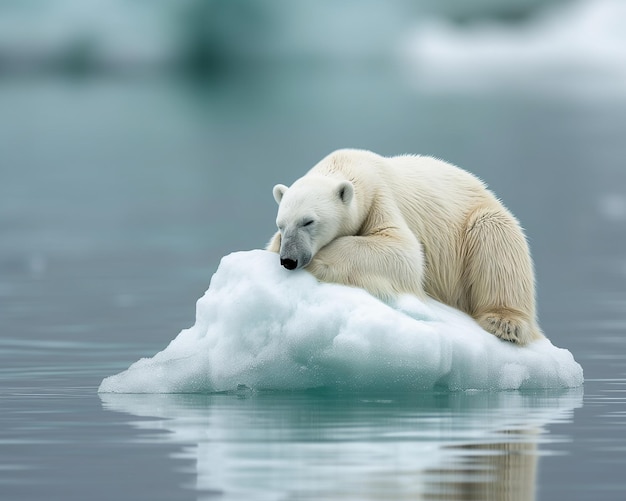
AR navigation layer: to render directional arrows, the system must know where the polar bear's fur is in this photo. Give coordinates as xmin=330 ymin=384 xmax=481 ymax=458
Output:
xmin=267 ymin=149 xmax=544 ymax=345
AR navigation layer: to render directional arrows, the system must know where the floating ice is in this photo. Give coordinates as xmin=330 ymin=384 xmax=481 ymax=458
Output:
xmin=98 ymin=250 xmax=583 ymax=393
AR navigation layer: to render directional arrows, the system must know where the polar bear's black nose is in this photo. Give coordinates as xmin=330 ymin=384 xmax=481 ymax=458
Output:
xmin=281 ymin=258 xmax=298 ymax=270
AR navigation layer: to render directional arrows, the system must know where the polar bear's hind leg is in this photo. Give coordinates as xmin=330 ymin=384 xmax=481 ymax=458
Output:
xmin=462 ymin=208 xmax=543 ymax=345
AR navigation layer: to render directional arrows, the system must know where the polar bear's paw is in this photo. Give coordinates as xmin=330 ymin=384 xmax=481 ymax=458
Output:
xmin=476 ymin=310 xmax=535 ymax=346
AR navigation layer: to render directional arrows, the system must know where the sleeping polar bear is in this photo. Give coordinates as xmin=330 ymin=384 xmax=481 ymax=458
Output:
xmin=267 ymin=149 xmax=544 ymax=346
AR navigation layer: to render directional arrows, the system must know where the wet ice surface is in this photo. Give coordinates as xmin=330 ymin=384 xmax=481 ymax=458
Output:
xmin=99 ymin=250 xmax=583 ymax=394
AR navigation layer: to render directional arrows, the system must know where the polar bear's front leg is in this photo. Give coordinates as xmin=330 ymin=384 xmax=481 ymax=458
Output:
xmin=305 ymin=230 xmax=427 ymax=302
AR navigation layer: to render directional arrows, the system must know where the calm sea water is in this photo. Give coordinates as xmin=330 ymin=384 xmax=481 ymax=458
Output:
xmin=1 ymin=67 xmax=626 ymax=500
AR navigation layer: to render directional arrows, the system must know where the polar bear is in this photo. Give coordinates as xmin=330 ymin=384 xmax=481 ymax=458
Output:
xmin=267 ymin=149 xmax=544 ymax=345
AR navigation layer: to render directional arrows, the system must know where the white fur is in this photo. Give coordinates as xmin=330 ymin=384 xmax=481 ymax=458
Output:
xmin=267 ymin=149 xmax=544 ymax=345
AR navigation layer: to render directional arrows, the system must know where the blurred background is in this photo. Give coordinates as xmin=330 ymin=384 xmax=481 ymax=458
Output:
xmin=1 ymin=0 xmax=625 ymax=354
xmin=2 ymin=2 xmax=626 ymax=500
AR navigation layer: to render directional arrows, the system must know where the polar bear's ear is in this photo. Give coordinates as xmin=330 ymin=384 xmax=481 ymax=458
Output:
xmin=337 ymin=181 xmax=354 ymax=205
xmin=273 ymin=184 xmax=288 ymax=204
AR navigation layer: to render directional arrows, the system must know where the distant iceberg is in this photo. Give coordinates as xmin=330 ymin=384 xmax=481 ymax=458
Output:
xmin=98 ymin=250 xmax=583 ymax=393
xmin=402 ymin=0 xmax=626 ymax=93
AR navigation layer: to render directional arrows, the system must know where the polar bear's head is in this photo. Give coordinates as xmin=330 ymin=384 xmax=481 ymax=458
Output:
xmin=273 ymin=175 xmax=355 ymax=270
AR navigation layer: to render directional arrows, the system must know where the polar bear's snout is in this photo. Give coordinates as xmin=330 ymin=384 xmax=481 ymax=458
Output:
xmin=279 ymin=245 xmax=312 ymax=270
xmin=280 ymin=258 xmax=298 ymax=270
xmin=278 ymin=229 xmax=313 ymax=271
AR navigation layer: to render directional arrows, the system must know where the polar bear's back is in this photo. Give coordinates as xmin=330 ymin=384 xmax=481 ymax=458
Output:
xmin=310 ymin=149 xmax=498 ymax=235
xmin=312 ymin=149 xmax=494 ymax=217
xmin=387 ymin=155 xmax=495 ymax=218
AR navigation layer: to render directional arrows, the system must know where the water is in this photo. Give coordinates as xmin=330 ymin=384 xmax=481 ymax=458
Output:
xmin=1 ymin=71 xmax=625 ymax=500
xmin=2 ymin=3 xmax=626 ymax=498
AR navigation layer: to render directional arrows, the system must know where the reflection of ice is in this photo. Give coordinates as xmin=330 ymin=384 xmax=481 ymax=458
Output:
xmin=99 ymin=250 xmax=582 ymax=393
xmin=100 ymin=388 xmax=583 ymax=500
xmin=403 ymin=0 xmax=626 ymax=93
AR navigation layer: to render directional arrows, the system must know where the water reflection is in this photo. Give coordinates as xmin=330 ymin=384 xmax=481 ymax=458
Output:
xmin=101 ymin=389 xmax=582 ymax=500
